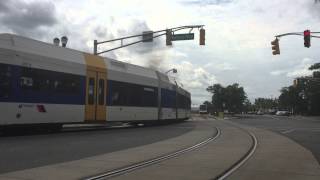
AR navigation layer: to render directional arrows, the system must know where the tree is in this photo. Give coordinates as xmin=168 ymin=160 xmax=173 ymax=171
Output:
xmin=243 ymin=99 xmax=254 ymax=113
xmin=207 ymin=83 xmax=248 ymax=113
xmin=206 ymin=84 xmax=225 ymax=112
xmin=278 ymin=86 xmax=307 ymax=114
xmin=309 ymin=63 xmax=320 ymax=70
xmin=202 ymin=101 xmax=214 ymax=114
xmin=278 ymin=62 xmax=320 ymax=115
xmin=254 ymin=98 xmax=278 ymax=110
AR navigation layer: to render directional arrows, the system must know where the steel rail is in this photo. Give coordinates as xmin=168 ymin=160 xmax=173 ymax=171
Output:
xmin=215 ymin=122 xmax=258 ymax=180
xmin=85 ymin=127 xmax=220 ymax=180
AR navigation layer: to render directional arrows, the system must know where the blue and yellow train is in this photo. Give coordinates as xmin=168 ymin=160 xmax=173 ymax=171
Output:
xmin=0 ymin=34 xmax=191 ymax=130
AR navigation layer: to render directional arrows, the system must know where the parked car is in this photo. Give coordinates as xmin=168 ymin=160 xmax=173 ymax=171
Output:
xmin=276 ymin=111 xmax=290 ymax=116
xmin=256 ymin=110 xmax=264 ymax=115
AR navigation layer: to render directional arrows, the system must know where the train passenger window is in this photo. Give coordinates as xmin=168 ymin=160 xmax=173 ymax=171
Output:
xmin=20 ymin=67 xmax=34 ymax=90
xmin=88 ymin=78 xmax=95 ymax=105
xmin=20 ymin=67 xmax=81 ymax=94
xmin=98 ymin=79 xmax=105 ymax=105
xmin=0 ymin=64 xmax=12 ymax=98
xmin=110 ymin=81 xmax=157 ymax=107
xmin=58 ymin=76 xmax=80 ymax=94
xmin=161 ymin=89 xmax=176 ymax=108
xmin=142 ymin=87 xmax=157 ymax=107
xmin=110 ymin=81 xmax=127 ymax=106
xmin=127 ymin=84 xmax=142 ymax=106
xmin=111 ymin=92 xmax=119 ymax=104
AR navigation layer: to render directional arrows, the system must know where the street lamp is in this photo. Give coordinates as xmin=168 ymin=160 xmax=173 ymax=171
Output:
xmin=165 ymin=68 xmax=177 ymax=74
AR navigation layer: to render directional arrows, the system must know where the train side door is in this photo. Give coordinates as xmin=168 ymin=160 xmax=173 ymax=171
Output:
xmin=85 ymin=71 xmax=106 ymax=121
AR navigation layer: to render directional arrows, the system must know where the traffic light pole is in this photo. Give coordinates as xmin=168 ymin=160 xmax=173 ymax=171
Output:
xmin=275 ymin=32 xmax=320 ymax=38
xmin=271 ymin=31 xmax=320 ymax=55
xmin=93 ymin=25 xmax=204 ymax=55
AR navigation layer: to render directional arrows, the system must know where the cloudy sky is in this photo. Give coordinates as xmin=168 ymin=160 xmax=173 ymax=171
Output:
xmin=1 ymin=0 xmax=319 ymax=106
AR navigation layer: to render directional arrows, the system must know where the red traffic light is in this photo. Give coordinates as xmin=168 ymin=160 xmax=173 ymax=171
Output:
xmin=304 ymin=30 xmax=311 ymax=36
xmin=304 ymin=30 xmax=311 ymax=48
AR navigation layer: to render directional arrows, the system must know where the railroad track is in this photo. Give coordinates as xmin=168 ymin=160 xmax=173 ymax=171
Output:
xmin=85 ymin=122 xmax=258 ymax=180
xmin=214 ymin=124 xmax=258 ymax=180
xmin=85 ymin=127 xmax=221 ymax=180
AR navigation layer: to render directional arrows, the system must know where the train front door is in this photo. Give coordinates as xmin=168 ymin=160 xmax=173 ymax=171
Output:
xmin=85 ymin=71 xmax=107 ymax=122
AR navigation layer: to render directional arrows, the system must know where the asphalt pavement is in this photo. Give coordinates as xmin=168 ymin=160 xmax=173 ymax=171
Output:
xmin=0 ymin=121 xmax=194 ymax=174
xmin=230 ymin=115 xmax=320 ymax=164
xmin=2 ymin=116 xmax=319 ymax=180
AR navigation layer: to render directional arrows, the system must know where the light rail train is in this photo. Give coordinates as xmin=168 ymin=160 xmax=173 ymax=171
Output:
xmin=0 ymin=34 xmax=191 ymax=131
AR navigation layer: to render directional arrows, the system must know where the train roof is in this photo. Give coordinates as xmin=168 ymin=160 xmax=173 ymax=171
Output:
xmin=0 ymin=33 xmax=88 ymax=65
xmin=0 ymin=33 xmax=187 ymax=92
xmin=0 ymin=34 xmax=159 ymax=73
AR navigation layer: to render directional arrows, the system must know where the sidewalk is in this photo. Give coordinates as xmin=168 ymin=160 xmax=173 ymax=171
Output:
xmin=228 ymin=121 xmax=320 ymax=180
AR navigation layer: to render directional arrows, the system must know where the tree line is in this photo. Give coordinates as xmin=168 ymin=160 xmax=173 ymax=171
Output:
xmin=202 ymin=63 xmax=320 ymax=115
xmin=205 ymin=83 xmax=248 ymax=114
xmin=278 ymin=63 xmax=320 ymax=115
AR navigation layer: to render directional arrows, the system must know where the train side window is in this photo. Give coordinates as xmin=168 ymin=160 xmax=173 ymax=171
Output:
xmin=20 ymin=67 xmax=34 ymax=90
xmin=98 ymin=79 xmax=105 ymax=105
xmin=142 ymin=87 xmax=157 ymax=107
xmin=127 ymin=84 xmax=142 ymax=106
xmin=0 ymin=64 xmax=12 ymax=98
xmin=161 ymin=89 xmax=175 ymax=108
xmin=88 ymin=78 xmax=95 ymax=105
xmin=20 ymin=67 xmax=81 ymax=94
xmin=111 ymin=81 xmax=127 ymax=106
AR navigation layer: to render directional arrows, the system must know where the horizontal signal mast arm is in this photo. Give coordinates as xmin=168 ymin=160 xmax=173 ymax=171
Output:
xmin=275 ymin=32 xmax=320 ymax=38
xmin=96 ymin=25 xmax=205 ymax=44
xmin=94 ymin=25 xmax=205 ymax=55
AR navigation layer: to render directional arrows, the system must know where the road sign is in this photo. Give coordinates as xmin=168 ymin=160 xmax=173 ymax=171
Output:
xmin=142 ymin=31 xmax=153 ymax=42
xmin=172 ymin=33 xmax=194 ymax=41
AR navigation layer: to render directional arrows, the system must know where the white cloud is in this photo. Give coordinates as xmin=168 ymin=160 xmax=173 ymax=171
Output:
xmin=206 ymin=62 xmax=237 ymax=71
xmin=286 ymin=58 xmax=315 ymax=78
xmin=270 ymin=58 xmax=316 ymax=78
xmin=270 ymin=70 xmax=286 ymax=76
xmin=1 ymin=0 xmax=320 ymax=104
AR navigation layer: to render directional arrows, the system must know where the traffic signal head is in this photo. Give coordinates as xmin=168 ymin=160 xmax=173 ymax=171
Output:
xmin=271 ymin=38 xmax=280 ymax=55
xmin=304 ymin=30 xmax=311 ymax=48
xmin=166 ymin=29 xmax=172 ymax=46
xmin=199 ymin=28 xmax=205 ymax=45
xmin=293 ymin=79 xmax=298 ymax=87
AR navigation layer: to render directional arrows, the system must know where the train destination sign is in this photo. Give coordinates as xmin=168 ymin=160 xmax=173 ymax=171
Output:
xmin=172 ymin=33 xmax=194 ymax=41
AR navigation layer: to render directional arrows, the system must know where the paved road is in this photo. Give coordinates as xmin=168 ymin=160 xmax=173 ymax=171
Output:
xmin=230 ymin=115 xmax=320 ymax=163
xmin=0 ymin=121 xmax=194 ymax=174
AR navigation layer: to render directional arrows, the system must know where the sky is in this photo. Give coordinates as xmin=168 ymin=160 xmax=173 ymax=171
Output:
xmin=0 ymin=0 xmax=319 ymax=106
